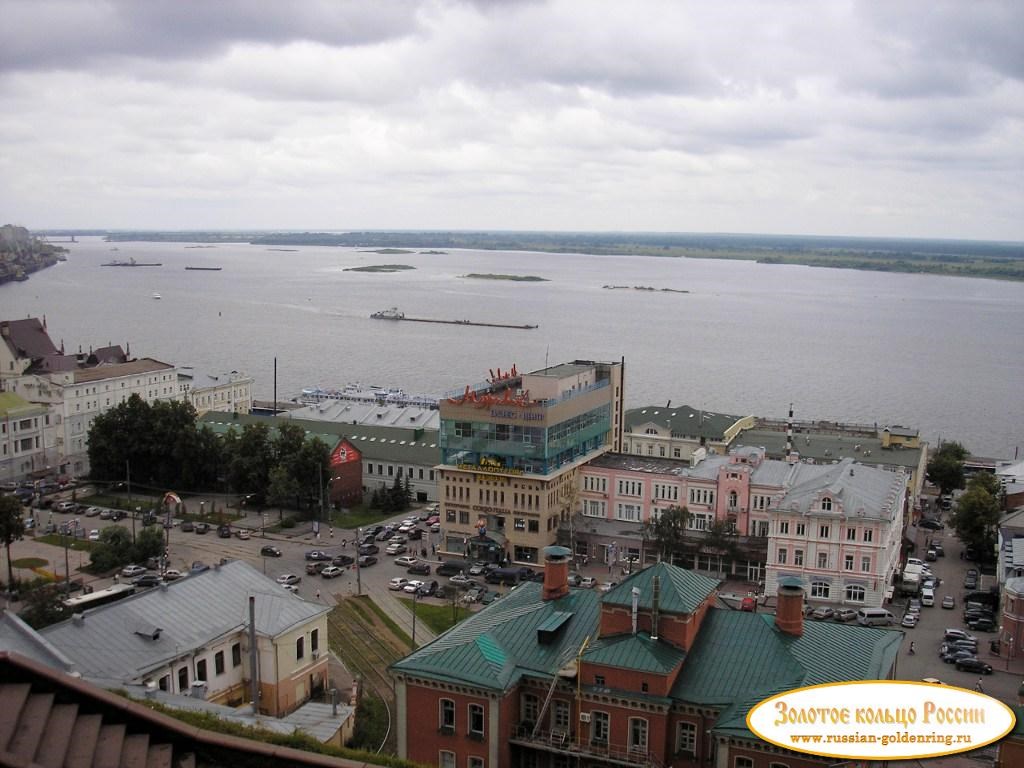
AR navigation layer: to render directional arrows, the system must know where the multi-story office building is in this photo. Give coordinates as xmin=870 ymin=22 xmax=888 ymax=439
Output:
xmin=438 ymin=361 xmax=624 ymax=566
xmin=0 ymin=392 xmax=51 ymax=482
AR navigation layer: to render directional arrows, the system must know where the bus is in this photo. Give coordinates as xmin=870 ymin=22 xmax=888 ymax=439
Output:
xmin=62 ymin=583 xmax=136 ymax=612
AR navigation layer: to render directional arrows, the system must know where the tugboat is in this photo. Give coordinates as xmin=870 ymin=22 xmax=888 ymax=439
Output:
xmin=370 ymin=307 xmax=405 ymax=320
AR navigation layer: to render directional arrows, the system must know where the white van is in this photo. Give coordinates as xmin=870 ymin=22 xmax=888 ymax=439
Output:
xmin=921 ymin=589 xmax=935 ymax=607
xmin=857 ymin=608 xmax=896 ymax=626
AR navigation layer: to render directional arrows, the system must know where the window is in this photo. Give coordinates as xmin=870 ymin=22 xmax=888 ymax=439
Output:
xmin=196 ymin=659 xmax=207 ymax=682
xmin=311 ymin=628 xmax=319 ymax=653
xmin=214 ymin=651 xmax=225 ymax=676
xmin=528 ymin=519 xmax=539 ymax=533
xmin=863 ymin=529 xmax=873 ymax=543
xmin=728 ymin=490 xmax=738 ymax=509
xmin=514 ymin=518 xmax=526 ymax=530
xmin=594 ymin=675 xmax=605 ymax=686
xmin=779 ymin=521 xmax=789 ymax=535
xmin=846 ymin=527 xmax=857 ymax=541
xmin=552 ymin=700 xmax=570 ymax=730
xmin=629 ymin=717 xmax=648 ymax=753
xmin=819 ymin=524 xmax=830 ymax=539
xmin=821 ymin=497 xmax=833 ymax=511
xmin=469 ymin=703 xmax=484 ymax=739
xmin=468 ymin=758 xmax=485 ymax=768
xmin=844 ymin=554 xmax=854 ymax=571
xmin=846 ymin=585 xmax=866 ymax=603
xmin=796 ymin=523 xmax=806 ymax=536
xmin=439 ymin=751 xmax=456 ymax=768
xmin=521 ymin=693 xmax=539 ymax=724
xmin=591 ymin=711 xmax=609 ymax=744
xmin=439 ymin=699 xmax=455 ymax=733
xmin=770 ymin=763 xmax=790 ymax=768
xmin=777 ymin=548 xmax=787 ymax=565
xmin=861 ymin=556 xmax=871 ymax=573
xmin=177 ymin=666 xmax=188 ymax=693
xmin=736 ymin=759 xmax=754 ymax=768
xmin=677 ymin=722 xmax=697 ymax=756
xmin=794 ymin=549 xmax=804 ymax=566
xmin=616 ymin=503 xmax=641 ymax=522
xmin=231 ymin=643 xmax=242 ymax=667
xmin=811 ymin=581 xmax=830 ymax=599
xmin=817 ymin=552 xmax=828 ymax=569
xmin=296 ymin=636 xmax=304 ymax=660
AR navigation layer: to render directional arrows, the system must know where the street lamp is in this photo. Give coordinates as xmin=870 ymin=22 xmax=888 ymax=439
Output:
xmin=411 ymin=588 xmax=419 ymax=649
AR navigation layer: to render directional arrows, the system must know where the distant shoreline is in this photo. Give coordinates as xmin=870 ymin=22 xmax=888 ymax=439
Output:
xmin=90 ymin=230 xmax=1024 ymax=282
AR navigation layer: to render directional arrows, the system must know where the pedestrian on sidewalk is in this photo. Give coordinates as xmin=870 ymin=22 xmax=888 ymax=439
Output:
xmin=975 ymin=679 xmax=984 ymax=693
xmin=316 ymin=589 xmax=321 ymax=601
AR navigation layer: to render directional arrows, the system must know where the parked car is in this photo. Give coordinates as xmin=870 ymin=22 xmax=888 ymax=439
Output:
xmin=385 ymin=542 xmax=407 ymax=555
xmin=404 ymin=580 xmax=425 ymax=594
xmin=944 ymin=629 xmax=976 ymax=642
xmin=332 ymin=554 xmax=355 ymax=567
xmin=163 ymin=569 xmax=184 ymax=581
xmin=217 ymin=525 xmax=232 ymax=538
xmin=908 ymin=599 xmax=922 ymax=614
xmin=306 ymin=561 xmax=328 ymax=575
xmin=417 ymin=580 xmax=439 ymax=597
xmin=579 ymin=576 xmax=598 ymax=589
xmin=933 ymin=543 xmax=945 ymax=556
xmin=407 ymin=528 xmax=423 ymax=541
xmin=430 ymin=522 xmax=441 ymax=533
xmin=321 ymin=566 xmax=343 ymax=579
xmin=942 ymin=596 xmax=955 ymax=609
xmin=132 ymin=574 xmax=162 ymax=588
xmin=98 ymin=508 xmax=114 ymax=520
xmin=359 ymin=544 xmax=380 ymax=556
xmin=179 ymin=520 xmax=194 ymax=532
xmin=963 ymin=574 xmax=978 ymax=589
xmin=407 ymin=561 xmax=432 ymax=575
xmin=121 ymin=564 xmax=146 ymax=578
xmin=55 ymin=500 xmax=77 ymax=513
xmin=389 ymin=577 xmax=409 ymax=591
xmin=395 ymin=555 xmax=419 ymax=568
xmin=942 ymin=650 xmax=976 ymax=665
xmin=276 ymin=573 xmax=301 ymax=585
xmin=194 ymin=522 xmax=210 ymax=534
xmin=260 ymin=545 xmax=282 ymax=557
xmin=811 ymin=606 xmax=835 ymax=621
xmin=955 ymin=658 xmax=993 ymax=675
xmin=901 ymin=614 xmax=918 ymax=628
xmin=190 ymin=561 xmax=210 ymax=573
xmin=305 ymin=550 xmax=332 ymax=561
xmin=88 ymin=529 xmax=100 ymax=541
xmin=282 ymin=583 xmax=299 ymax=593
xmin=449 ymin=573 xmax=473 ymax=587
xmin=919 ymin=518 xmax=944 ymax=530
xmin=468 ymin=562 xmax=487 ymax=576
xmin=834 ymin=608 xmax=858 ymax=623
xmin=740 ymin=597 xmax=757 ymax=612
xmin=234 ymin=529 xmax=251 ymax=540
xmin=968 ymin=617 xmax=996 ymax=632
xmin=357 ymin=555 xmax=378 ymax=567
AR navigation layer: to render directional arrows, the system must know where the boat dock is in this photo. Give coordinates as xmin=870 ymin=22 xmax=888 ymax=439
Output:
xmin=370 ymin=308 xmax=536 ymax=330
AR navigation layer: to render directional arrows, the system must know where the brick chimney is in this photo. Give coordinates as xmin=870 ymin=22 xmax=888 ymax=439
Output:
xmin=542 ymin=545 xmax=572 ymax=601
xmin=775 ymin=579 xmax=805 ymax=637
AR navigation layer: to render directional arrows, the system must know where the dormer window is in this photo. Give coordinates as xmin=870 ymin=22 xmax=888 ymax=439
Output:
xmin=821 ymin=496 xmax=832 ymax=511
xmin=645 ymin=428 xmax=657 ymax=435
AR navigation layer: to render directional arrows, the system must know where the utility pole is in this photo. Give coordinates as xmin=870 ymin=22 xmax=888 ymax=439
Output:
xmin=63 ymin=531 xmax=70 ymax=593
xmin=411 ymin=589 xmax=419 ymax=649
xmin=126 ymin=460 xmax=131 ymax=507
xmin=356 ymin=527 xmax=362 ymax=595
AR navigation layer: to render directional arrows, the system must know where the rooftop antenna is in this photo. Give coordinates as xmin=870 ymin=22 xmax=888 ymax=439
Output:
xmin=544 ymin=345 xmax=549 ymax=370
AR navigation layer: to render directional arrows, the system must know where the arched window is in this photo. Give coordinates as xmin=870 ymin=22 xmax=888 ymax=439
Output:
xmin=821 ymin=496 xmax=833 ymax=511
xmin=728 ymin=490 xmax=738 ymax=509
xmin=845 ymin=585 xmax=866 ymax=603
xmin=811 ymin=581 xmax=830 ymax=599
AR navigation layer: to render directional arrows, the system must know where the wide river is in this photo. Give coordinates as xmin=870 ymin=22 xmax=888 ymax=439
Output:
xmin=2 ymin=237 xmax=1021 ymax=459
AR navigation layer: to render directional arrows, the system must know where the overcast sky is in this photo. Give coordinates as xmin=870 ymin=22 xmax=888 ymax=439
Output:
xmin=2 ymin=0 xmax=1021 ymax=240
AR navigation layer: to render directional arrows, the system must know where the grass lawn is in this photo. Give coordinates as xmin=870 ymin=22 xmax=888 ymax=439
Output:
xmin=35 ymin=535 xmax=97 ymax=552
xmin=327 ymin=506 xmax=400 ymax=529
xmin=398 ymin=597 xmax=468 ymax=635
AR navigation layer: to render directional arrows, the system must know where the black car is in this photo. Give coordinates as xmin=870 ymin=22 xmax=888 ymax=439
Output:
xmin=260 ymin=545 xmax=282 ymax=557
xmin=408 ymin=561 xmax=432 ymax=575
xmin=942 ymin=650 xmax=976 ymax=665
xmin=194 ymin=522 xmax=210 ymax=534
xmin=357 ymin=555 xmax=378 ymax=567
xmin=217 ymin=525 xmax=232 ymax=538
xmin=407 ymin=528 xmax=423 ymax=540
xmin=359 ymin=544 xmax=380 ymax=556
xmin=332 ymin=554 xmax=355 ymax=567
xmin=968 ymin=617 xmax=996 ymax=632
xmin=964 ymin=575 xmax=978 ymax=589
xmin=955 ymin=657 xmax=993 ymax=674
xmin=918 ymin=518 xmax=944 ymax=530
xmin=305 ymin=550 xmax=332 ymax=561
xmin=180 ymin=520 xmax=194 ymax=532
xmin=132 ymin=574 xmax=162 ymax=588
xmin=417 ymin=580 xmax=439 ymax=596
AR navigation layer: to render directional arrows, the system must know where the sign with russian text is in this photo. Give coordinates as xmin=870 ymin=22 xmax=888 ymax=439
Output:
xmin=747 ymin=681 xmax=1015 ymax=760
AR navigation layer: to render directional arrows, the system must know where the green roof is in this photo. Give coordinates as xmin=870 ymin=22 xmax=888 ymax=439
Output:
xmin=583 ymin=632 xmax=685 ymax=675
xmin=391 ymin=583 xmax=599 ymax=690
xmin=0 ymin=391 xmax=40 ymax=416
xmin=602 ymin=562 xmax=719 ymax=614
xmin=672 ymin=611 xmax=904 ymax=738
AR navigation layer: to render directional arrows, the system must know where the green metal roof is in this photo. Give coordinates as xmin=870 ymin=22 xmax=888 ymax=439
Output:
xmin=0 ymin=391 xmax=40 ymax=416
xmin=671 ymin=611 xmax=904 ymax=738
xmin=390 ymin=583 xmax=599 ymax=690
xmin=583 ymin=632 xmax=685 ymax=675
xmin=602 ymin=562 xmax=719 ymax=615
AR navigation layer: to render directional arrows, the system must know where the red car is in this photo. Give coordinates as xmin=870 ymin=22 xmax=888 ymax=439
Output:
xmin=740 ymin=597 xmax=756 ymax=612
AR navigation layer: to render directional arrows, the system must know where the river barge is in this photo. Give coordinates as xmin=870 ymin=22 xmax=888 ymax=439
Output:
xmin=101 ymin=257 xmax=162 ymax=267
xmin=185 ymin=266 xmax=223 ymax=271
xmin=370 ymin=307 xmax=537 ymax=330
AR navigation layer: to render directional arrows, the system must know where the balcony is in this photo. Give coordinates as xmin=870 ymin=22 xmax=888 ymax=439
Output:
xmin=509 ymin=725 xmax=665 ymax=768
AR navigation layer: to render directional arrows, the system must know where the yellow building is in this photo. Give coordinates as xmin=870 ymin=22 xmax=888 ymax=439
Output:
xmin=437 ymin=360 xmax=624 ymax=565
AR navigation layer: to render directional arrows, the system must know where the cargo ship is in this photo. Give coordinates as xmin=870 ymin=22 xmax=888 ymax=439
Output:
xmin=101 ymin=257 xmax=162 ymax=267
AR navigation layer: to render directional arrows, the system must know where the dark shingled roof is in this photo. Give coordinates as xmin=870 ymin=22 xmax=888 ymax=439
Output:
xmin=0 ymin=318 xmax=57 ymax=360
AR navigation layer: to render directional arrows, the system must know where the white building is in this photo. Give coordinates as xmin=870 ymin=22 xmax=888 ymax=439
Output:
xmin=765 ymin=458 xmax=908 ymax=608
xmin=0 ymin=392 xmax=51 ymax=483
xmin=178 ymin=367 xmax=254 ymax=416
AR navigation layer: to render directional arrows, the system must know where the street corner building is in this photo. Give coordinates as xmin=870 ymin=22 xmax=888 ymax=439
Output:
xmin=389 ymin=546 xmax=903 ymax=768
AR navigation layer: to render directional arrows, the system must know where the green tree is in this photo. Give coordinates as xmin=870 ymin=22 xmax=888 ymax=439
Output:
xmin=132 ymin=526 xmax=166 ymax=565
xmin=19 ymin=581 xmax=69 ymax=629
xmin=926 ymin=442 xmax=968 ymax=495
xmin=89 ymin=525 xmax=135 ymax=572
xmin=267 ymin=465 xmax=301 ymax=511
xmin=952 ymin=473 xmax=1003 ymax=560
xmin=0 ymin=494 xmax=26 ymax=590
xmin=289 ymin=437 xmax=331 ymax=515
xmin=642 ymin=505 xmax=690 ymax=562
xmin=226 ymin=422 xmax=274 ymax=500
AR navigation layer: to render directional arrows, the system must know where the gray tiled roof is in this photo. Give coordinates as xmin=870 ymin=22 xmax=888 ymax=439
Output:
xmin=40 ymin=561 xmax=328 ymax=686
xmin=771 ymin=458 xmax=905 ymax=521
xmin=739 ymin=428 xmax=923 ymax=471
xmin=0 ymin=611 xmax=74 ymax=672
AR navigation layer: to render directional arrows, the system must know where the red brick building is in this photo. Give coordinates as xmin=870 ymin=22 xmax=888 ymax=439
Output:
xmin=391 ymin=547 xmax=902 ymax=768
xmin=329 ymin=438 xmax=363 ymax=507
